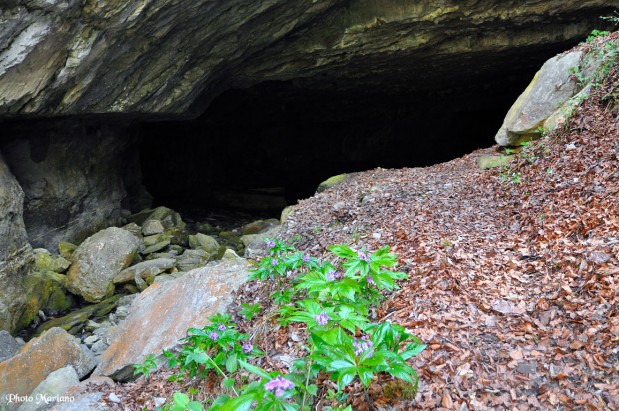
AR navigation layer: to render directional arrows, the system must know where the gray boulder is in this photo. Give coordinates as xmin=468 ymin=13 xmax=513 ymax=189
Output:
xmin=141 ymin=219 xmax=164 ymax=236
xmin=17 ymin=366 xmax=80 ymax=411
xmin=494 ymin=51 xmax=582 ymax=146
xmin=0 ymin=328 xmax=96 ymax=410
xmin=112 ymin=258 xmax=175 ymax=284
xmin=188 ymin=233 xmax=220 ymax=254
xmin=0 ymin=330 xmax=23 ymax=362
xmin=65 ymin=228 xmax=140 ymax=303
xmin=175 ymin=249 xmax=211 ymax=272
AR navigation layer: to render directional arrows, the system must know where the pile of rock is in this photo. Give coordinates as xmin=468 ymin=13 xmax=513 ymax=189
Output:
xmin=1 ymin=205 xmax=281 ymax=410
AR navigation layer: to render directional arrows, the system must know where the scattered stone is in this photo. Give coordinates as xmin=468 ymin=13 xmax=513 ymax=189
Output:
xmin=17 ymin=366 xmax=80 ymax=411
xmin=34 ymin=251 xmax=72 ymax=273
xmin=34 ymin=296 xmax=120 ymax=337
xmin=0 ymin=330 xmax=22 ymax=362
xmin=141 ymin=220 xmax=164 ymax=236
xmin=92 ymin=254 xmax=252 ymax=380
xmin=195 ymin=221 xmax=213 ymax=233
xmin=58 ymin=242 xmax=78 ymax=261
xmin=241 ymin=226 xmax=280 ymax=258
xmin=112 ymin=258 xmax=176 ymax=284
xmin=175 ymin=249 xmax=211 ymax=272
xmin=17 ymin=272 xmax=75 ymax=331
xmin=188 ymin=233 xmax=220 ymax=254
xmin=241 ymin=219 xmax=280 ymax=235
xmin=65 ymin=228 xmax=140 ymax=303
xmin=107 ymin=393 xmax=121 ymax=404
xmin=152 ymin=272 xmax=185 ymax=284
xmin=48 ymin=376 xmax=114 ymax=411
xmin=140 ymin=239 xmax=170 ymax=255
xmin=128 ymin=207 xmax=185 ymax=230
xmin=280 ymin=206 xmax=295 ymax=224
xmin=120 ymin=223 xmax=142 ymax=238
xmin=0 ymin=328 xmax=96 ymax=407
xmin=84 ymin=335 xmax=99 ymax=345
xmin=143 ymin=234 xmax=166 ymax=247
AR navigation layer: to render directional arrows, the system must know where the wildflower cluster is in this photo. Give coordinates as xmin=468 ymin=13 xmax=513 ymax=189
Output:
xmin=144 ymin=240 xmax=424 ymax=411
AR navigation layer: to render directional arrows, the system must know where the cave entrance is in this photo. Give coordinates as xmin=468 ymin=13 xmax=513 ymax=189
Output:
xmin=137 ymin=42 xmax=578 ymax=219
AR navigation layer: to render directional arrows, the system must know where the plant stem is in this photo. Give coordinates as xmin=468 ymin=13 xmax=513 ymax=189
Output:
xmin=205 ymin=353 xmax=239 ymax=396
xmin=301 ymin=358 xmax=313 ymax=409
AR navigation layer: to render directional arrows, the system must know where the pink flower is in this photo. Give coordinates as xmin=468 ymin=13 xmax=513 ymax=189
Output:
xmin=264 ymin=375 xmax=295 ymax=397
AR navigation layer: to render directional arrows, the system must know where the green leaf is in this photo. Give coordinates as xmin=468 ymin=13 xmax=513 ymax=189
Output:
xmin=306 ymin=384 xmax=318 ymax=396
xmin=401 ymin=342 xmax=427 ymax=360
xmin=225 ymin=353 xmax=238 ymax=373
xmin=173 ymin=392 xmax=190 ymax=408
xmin=328 ymin=244 xmax=356 ymax=258
xmin=329 ymin=360 xmax=356 ymax=371
xmin=239 ymin=360 xmax=271 ymax=379
xmin=217 ymin=393 xmax=255 ymax=411
xmin=186 ymin=351 xmax=209 ymax=366
xmin=337 ymin=369 xmax=357 ymax=390
xmin=223 ymin=378 xmax=236 ymax=389
xmin=188 ymin=401 xmax=205 ymax=411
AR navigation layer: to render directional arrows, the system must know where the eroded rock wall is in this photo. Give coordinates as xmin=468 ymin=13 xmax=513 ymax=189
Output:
xmin=0 ymin=0 xmax=615 ymax=116
xmin=0 ymin=121 xmax=141 ymax=251
xmin=0 ymin=151 xmax=32 ymax=333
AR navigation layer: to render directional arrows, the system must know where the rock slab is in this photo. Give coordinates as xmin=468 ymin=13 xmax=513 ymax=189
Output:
xmin=65 ymin=228 xmax=140 ymax=302
xmin=0 ymin=328 xmax=96 ymax=410
xmin=494 ymin=51 xmax=582 ymax=145
xmin=92 ymin=255 xmax=252 ymax=380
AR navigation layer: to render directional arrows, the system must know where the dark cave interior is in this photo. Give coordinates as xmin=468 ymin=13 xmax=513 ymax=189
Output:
xmin=139 ymin=42 xmax=573 ymax=216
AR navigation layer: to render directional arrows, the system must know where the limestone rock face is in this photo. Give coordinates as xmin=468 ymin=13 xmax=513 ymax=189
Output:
xmin=0 ymin=122 xmax=138 ymax=250
xmin=0 ymin=1 xmax=615 ymax=116
xmin=65 ymin=228 xmax=140 ymax=303
xmin=0 ymin=328 xmax=96 ymax=410
xmin=0 ymin=152 xmax=32 ymax=333
xmin=92 ymin=255 xmax=252 ymax=380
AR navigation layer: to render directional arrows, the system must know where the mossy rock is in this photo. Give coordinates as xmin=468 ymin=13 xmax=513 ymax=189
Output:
xmin=33 ymin=295 xmax=121 ymax=337
xmin=241 ymin=219 xmax=280 ymax=235
xmin=34 ymin=252 xmax=71 ymax=273
xmin=143 ymin=233 xmax=166 ymax=247
xmin=164 ymin=227 xmax=189 ymax=246
xmin=141 ymin=239 xmax=171 ymax=254
xmin=477 ymin=154 xmax=514 ymax=170
xmin=17 ymin=272 xmax=76 ymax=330
xmin=317 ymin=173 xmax=348 ymax=193
xmin=58 ymin=241 xmax=78 ymax=261
xmin=188 ymin=233 xmax=220 ymax=254
xmin=280 ymin=206 xmax=295 ymax=224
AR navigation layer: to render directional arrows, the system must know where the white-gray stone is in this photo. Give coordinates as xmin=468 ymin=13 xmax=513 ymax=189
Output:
xmin=17 ymin=366 xmax=79 ymax=411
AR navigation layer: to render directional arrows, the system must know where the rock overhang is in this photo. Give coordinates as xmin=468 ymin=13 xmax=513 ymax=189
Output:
xmin=0 ymin=1 xmax=616 ymax=118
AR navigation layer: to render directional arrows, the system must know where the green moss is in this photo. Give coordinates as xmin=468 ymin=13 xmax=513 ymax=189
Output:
xmin=317 ymin=173 xmax=348 ymax=193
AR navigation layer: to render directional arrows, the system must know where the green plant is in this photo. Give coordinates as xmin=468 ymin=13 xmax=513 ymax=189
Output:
xmin=132 ymin=353 xmax=157 ymax=379
xmin=170 ymin=392 xmax=204 ymax=411
xmin=601 ymin=11 xmax=619 ymax=25
xmin=240 ymin=302 xmax=262 ymax=321
xmin=587 ymin=29 xmax=610 ymax=42
xmin=163 ymin=313 xmax=259 ymax=381
xmin=162 ymin=241 xmax=423 ymax=411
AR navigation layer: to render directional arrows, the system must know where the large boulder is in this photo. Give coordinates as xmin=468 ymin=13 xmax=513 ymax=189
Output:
xmin=0 ymin=152 xmax=32 ymax=334
xmin=0 ymin=328 xmax=96 ymax=410
xmin=65 ymin=228 xmax=140 ymax=303
xmin=92 ymin=254 xmax=252 ymax=380
xmin=494 ymin=51 xmax=584 ymax=145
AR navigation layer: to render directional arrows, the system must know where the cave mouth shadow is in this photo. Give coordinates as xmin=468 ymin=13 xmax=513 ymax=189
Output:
xmin=139 ymin=73 xmax=532 ymax=219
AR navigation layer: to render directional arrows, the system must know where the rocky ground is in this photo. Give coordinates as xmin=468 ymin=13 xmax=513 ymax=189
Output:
xmin=84 ymin=36 xmax=619 ymax=410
